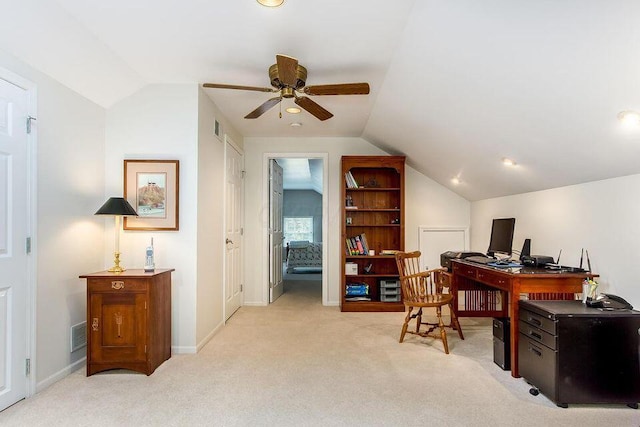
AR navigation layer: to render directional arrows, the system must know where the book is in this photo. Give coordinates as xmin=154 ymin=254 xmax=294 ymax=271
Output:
xmin=345 ymin=296 xmax=371 ymax=302
xmin=344 ymin=171 xmax=359 ymax=188
xmin=380 ymin=249 xmax=400 ymax=256
xmin=360 ymin=233 xmax=370 ymax=254
xmin=346 ymin=283 xmax=369 ymax=296
xmin=354 ymin=236 xmax=365 ymax=255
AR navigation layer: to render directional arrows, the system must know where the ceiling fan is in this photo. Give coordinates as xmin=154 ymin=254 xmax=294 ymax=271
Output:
xmin=203 ymin=54 xmax=370 ymax=121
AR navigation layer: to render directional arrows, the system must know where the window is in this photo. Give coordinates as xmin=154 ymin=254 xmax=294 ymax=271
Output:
xmin=284 ymin=217 xmax=314 ymax=246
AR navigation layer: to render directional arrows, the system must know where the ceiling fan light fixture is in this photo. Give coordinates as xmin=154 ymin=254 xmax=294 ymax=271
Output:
xmin=502 ymin=157 xmax=517 ymax=167
xmin=286 ymin=107 xmax=301 ymax=114
xmin=257 ymin=0 xmax=284 ymax=7
xmin=617 ymin=110 xmax=640 ymax=126
xmin=290 ymin=122 xmax=302 ymax=127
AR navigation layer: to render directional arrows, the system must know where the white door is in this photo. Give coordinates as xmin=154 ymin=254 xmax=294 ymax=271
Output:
xmin=269 ymin=160 xmax=284 ymax=303
xmin=0 ymin=78 xmax=29 ymax=411
xmin=224 ymin=141 xmax=244 ymax=320
xmin=419 ymin=227 xmax=468 ymax=270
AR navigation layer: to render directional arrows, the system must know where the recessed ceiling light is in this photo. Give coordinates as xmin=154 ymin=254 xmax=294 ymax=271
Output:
xmin=286 ymin=107 xmax=301 ymax=114
xmin=451 ymin=177 xmax=461 ymax=185
xmin=290 ymin=122 xmax=302 ymax=127
xmin=617 ymin=110 xmax=640 ymax=126
xmin=257 ymin=0 xmax=284 ymax=7
xmin=502 ymin=157 xmax=517 ymax=167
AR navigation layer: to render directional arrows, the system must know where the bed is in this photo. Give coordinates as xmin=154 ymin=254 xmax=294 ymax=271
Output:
xmin=286 ymin=240 xmax=323 ymax=273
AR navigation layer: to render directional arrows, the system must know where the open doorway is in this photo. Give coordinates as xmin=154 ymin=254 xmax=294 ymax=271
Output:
xmin=265 ymin=154 xmax=327 ymax=305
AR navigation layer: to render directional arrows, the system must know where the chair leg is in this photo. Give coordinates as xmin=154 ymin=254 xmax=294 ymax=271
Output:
xmin=415 ymin=308 xmax=423 ymax=333
xmin=400 ymin=306 xmax=413 ymax=343
xmin=436 ymin=306 xmax=449 ymax=354
xmin=449 ymin=302 xmax=464 ymax=340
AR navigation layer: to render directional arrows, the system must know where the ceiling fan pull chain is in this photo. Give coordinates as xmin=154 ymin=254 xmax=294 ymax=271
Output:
xmin=279 ymin=101 xmax=282 ymax=118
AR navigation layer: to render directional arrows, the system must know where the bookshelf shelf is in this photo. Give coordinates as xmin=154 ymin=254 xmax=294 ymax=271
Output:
xmin=341 ymin=155 xmax=405 ymax=312
xmin=346 ymin=187 xmax=401 ymax=191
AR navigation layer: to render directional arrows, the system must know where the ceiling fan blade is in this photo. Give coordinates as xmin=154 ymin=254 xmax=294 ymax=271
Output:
xmin=276 ymin=54 xmax=299 ymax=88
xmin=245 ymin=97 xmax=282 ymax=119
xmin=203 ymin=83 xmax=277 ymax=93
xmin=303 ymin=83 xmax=370 ymax=96
xmin=294 ymin=96 xmax=334 ymax=121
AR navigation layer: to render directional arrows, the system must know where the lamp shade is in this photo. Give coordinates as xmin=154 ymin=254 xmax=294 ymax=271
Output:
xmin=95 ymin=197 xmax=138 ymax=216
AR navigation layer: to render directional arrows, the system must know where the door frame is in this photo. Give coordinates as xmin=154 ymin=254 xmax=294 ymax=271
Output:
xmin=0 ymin=66 xmax=37 ymax=398
xmin=262 ymin=152 xmax=328 ymax=305
xmin=223 ymin=135 xmax=244 ymax=323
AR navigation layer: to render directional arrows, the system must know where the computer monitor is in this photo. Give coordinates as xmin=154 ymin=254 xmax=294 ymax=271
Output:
xmin=487 ymin=218 xmax=516 ymax=257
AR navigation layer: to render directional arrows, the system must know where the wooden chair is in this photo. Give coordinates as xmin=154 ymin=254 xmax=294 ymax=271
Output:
xmin=395 ymin=251 xmax=464 ymax=354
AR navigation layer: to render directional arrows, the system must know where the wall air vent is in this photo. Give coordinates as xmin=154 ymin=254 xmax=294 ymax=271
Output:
xmin=71 ymin=321 xmax=87 ymax=352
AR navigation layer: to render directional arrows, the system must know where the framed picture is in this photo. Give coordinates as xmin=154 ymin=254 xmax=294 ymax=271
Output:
xmin=124 ymin=159 xmax=179 ymax=231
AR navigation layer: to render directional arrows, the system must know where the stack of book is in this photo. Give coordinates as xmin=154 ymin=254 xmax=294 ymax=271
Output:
xmin=344 ymin=171 xmax=359 ymax=188
xmin=380 ymin=249 xmax=400 ymax=256
xmin=345 ymin=283 xmax=370 ymax=301
xmin=345 ymin=233 xmax=370 ymax=255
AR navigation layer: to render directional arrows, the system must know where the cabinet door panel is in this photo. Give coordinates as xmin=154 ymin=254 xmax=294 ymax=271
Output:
xmin=90 ymin=292 xmax=147 ymax=363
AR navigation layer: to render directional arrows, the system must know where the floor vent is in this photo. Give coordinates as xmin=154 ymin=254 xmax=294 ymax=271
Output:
xmin=71 ymin=321 xmax=87 ymax=353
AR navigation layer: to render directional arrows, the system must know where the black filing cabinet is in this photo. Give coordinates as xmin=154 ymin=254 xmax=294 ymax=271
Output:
xmin=518 ymin=300 xmax=640 ymax=408
xmin=492 ymin=317 xmax=510 ymax=370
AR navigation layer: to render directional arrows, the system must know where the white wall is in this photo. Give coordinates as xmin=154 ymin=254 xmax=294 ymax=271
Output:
xmin=242 ymin=137 xmax=471 ymax=306
xmin=105 ymin=84 xmax=200 ymax=352
xmin=471 ymin=174 xmax=640 ymax=308
xmin=105 ymin=84 xmax=242 ymax=352
xmin=405 ymin=167 xmax=470 ymax=252
xmin=195 ymin=88 xmax=225 ymax=348
xmin=0 ymin=49 xmax=106 ymax=388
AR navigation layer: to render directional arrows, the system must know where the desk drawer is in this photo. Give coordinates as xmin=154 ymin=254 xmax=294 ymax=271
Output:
xmin=87 ymin=278 xmax=149 ymax=293
xmin=452 ymin=263 xmax=477 ymax=280
xmin=520 ymin=307 xmax=556 ymax=335
xmin=519 ymin=319 xmax=557 ymax=350
xmin=476 ymin=270 xmax=509 ymax=290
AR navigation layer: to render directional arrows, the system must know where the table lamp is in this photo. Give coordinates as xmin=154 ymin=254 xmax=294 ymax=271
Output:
xmin=95 ymin=197 xmax=138 ymax=273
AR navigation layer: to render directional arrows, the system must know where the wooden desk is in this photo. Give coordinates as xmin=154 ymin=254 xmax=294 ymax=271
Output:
xmin=451 ymin=260 xmax=596 ymax=378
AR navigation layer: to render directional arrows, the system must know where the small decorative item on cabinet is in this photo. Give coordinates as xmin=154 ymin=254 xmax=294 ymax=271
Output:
xmin=345 ymin=263 xmax=358 ymax=275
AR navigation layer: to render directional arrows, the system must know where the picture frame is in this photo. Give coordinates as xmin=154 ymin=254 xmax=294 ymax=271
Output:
xmin=124 ymin=159 xmax=179 ymax=231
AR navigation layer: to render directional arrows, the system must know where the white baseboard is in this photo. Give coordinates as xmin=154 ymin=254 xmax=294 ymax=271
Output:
xmin=242 ymin=301 xmax=268 ymax=306
xmin=196 ymin=321 xmax=224 ymax=352
xmin=171 ymin=346 xmax=197 ymax=354
xmin=36 ymin=357 xmax=85 ymax=393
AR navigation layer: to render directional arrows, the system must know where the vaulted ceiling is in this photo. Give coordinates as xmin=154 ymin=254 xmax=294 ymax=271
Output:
xmin=3 ymin=0 xmax=640 ymax=200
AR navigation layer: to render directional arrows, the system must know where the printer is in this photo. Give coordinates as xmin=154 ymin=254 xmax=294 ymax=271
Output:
xmin=521 ymin=255 xmax=555 ymax=268
xmin=440 ymin=251 xmax=486 ymax=271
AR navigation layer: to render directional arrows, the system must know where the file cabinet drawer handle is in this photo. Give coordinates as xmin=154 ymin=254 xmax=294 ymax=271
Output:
xmin=528 ymin=345 xmax=542 ymax=357
xmin=528 ymin=316 xmax=541 ymax=326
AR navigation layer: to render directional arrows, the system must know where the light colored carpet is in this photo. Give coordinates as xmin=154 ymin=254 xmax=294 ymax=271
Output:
xmin=1 ymin=279 xmax=638 ymax=426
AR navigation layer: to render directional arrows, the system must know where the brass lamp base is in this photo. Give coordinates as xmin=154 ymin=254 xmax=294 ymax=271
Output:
xmin=108 ymin=251 xmax=126 ymax=273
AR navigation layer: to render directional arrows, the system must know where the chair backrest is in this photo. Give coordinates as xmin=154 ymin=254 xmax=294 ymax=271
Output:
xmin=395 ymin=251 xmax=443 ymax=300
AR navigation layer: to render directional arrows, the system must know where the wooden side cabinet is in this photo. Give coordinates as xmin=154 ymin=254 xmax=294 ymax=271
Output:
xmin=79 ymin=269 xmax=174 ymax=376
